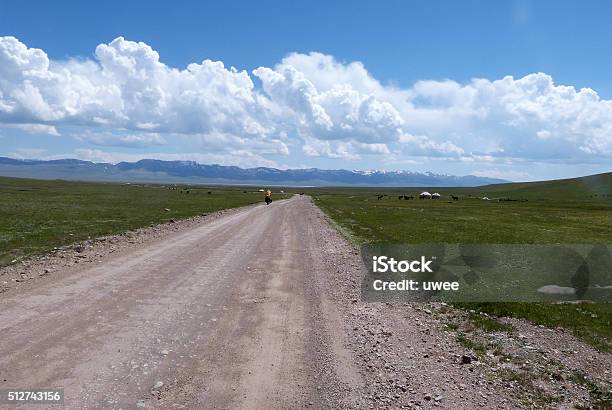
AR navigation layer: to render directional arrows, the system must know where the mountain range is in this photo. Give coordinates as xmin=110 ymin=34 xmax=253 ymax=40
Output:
xmin=0 ymin=157 xmax=506 ymax=187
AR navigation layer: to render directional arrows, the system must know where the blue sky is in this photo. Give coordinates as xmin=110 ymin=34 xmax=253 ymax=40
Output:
xmin=1 ymin=0 xmax=611 ymax=180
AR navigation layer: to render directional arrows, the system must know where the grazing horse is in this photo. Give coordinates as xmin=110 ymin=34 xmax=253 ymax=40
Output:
xmin=451 ymin=195 xmax=459 ymax=201
xmin=377 ymin=195 xmax=384 ymax=200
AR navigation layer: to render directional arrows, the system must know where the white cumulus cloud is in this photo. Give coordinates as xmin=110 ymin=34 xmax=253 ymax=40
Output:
xmin=77 ymin=131 xmax=167 ymax=148
xmin=1 ymin=36 xmax=611 ymax=168
xmin=404 ymin=73 xmax=612 ymax=160
xmin=254 ymin=64 xmax=405 ymax=144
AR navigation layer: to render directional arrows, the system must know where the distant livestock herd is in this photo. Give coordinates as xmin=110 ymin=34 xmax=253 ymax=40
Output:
xmin=376 ymin=192 xmax=527 ymax=202
xmin=379 ymin=191 xmax=449 ymax=200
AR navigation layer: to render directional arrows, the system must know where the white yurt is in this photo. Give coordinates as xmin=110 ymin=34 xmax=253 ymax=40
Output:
xmin=432 ymin=192 xmax=441 ymax=199
xmin=420 ymin=191 xmax=432 ymax=199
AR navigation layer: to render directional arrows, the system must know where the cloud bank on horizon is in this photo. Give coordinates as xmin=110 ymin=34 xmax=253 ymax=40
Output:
xmin=1 ymin=35 xmax=611 ymax=180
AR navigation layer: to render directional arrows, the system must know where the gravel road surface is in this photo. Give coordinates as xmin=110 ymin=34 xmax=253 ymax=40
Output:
xmin=1 ymin=195 xmax=609 ymax=409
xmin=0 ymin=196 xmax=361 ymax=409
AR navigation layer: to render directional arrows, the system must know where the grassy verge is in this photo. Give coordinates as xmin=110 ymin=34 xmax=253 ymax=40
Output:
xmin=309 ymin=179 xmax=612 ymax=352
xmin=0 ymin=176 xmax=281 ymax=265
xmin=570 ymin=371 xmax=612 ymax=409
xmin=459 ymin=302 xmax=611 ymax=353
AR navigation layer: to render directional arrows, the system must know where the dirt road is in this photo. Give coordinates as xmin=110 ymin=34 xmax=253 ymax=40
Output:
xmin=0 ymin=196 xmax=361 ymax=409
xmin=2 ymin=196 xmax=609 ymax=409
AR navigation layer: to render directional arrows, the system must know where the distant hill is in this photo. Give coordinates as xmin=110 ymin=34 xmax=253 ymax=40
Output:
xmin=471 ymin=172 xmax=612 ymax=200
xmin=0 ymin=157 xmax=506 ymax=187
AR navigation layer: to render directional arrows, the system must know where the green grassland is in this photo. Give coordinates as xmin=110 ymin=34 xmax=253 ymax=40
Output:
xmin=310 ymin=173 xmax=612 ymax=245
xmin=0 ymin=176 xmax=276 ymax=266
xmin=310 ymin=172 xmax=612 ymax=352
